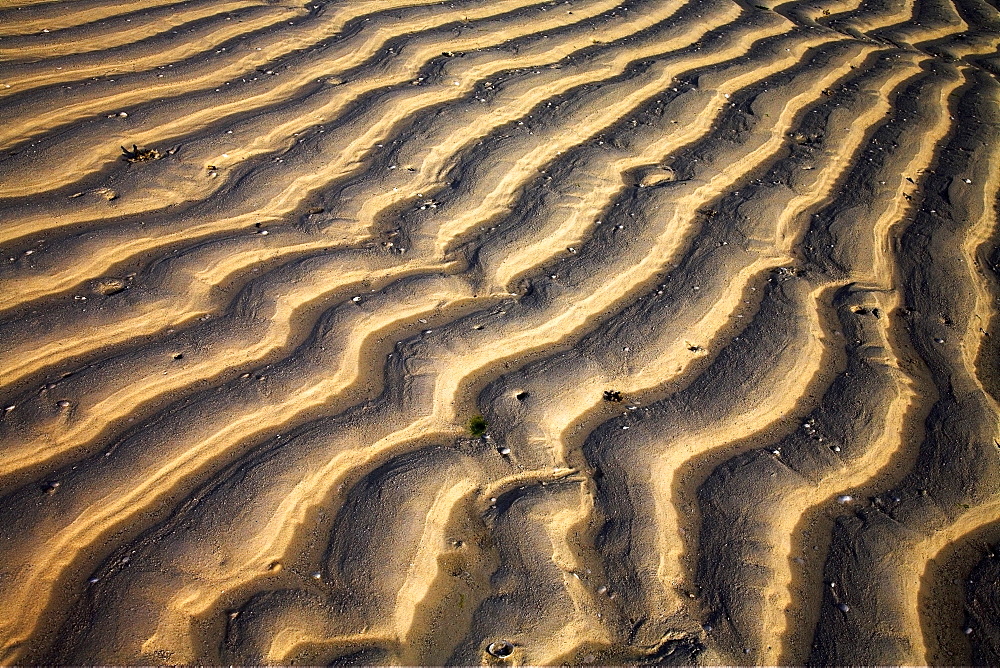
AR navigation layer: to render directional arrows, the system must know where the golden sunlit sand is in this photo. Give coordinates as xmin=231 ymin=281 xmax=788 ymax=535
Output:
xmin=0 ymin=0 xmax=999 ymax=663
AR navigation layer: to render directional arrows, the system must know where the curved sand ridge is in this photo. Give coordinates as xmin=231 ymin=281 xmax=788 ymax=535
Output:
xmin=0 ymin=0 xmax=999 ymax=663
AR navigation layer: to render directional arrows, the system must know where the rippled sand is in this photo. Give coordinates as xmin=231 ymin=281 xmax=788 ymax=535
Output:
xmin=1 ymin=0 xmax=1000 ymax=663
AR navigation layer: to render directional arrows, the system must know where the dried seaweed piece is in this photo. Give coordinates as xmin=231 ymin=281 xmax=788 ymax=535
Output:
xmin=120 ymin=144 xmax=161 ymax=163
xmin=468 ymin=415 xmax=487 ymax=437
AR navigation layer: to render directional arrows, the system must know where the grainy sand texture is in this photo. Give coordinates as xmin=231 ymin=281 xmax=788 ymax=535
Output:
xmin=1 ymin=0 xmax=1000 ymax=664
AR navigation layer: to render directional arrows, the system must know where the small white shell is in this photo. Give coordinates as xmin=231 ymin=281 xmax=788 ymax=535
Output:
xmin=487 ymin=641 xmax=514 ymax=658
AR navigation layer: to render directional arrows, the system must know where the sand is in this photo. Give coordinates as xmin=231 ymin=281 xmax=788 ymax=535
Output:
xmin=0 ymin=0 xmax=999 ymax=664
